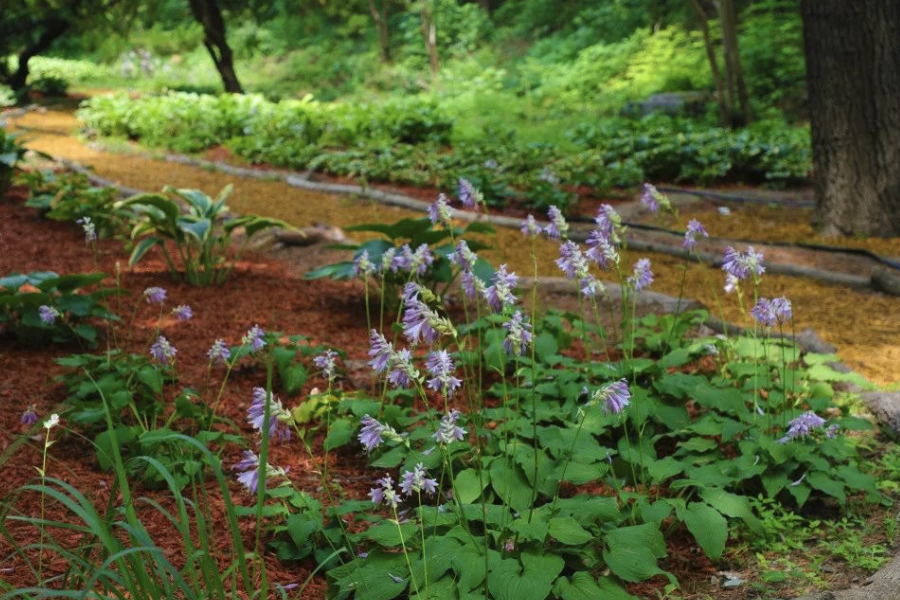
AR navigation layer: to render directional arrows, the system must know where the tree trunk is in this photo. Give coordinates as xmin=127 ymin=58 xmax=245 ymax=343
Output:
xmin=689 ymin=0 xmax=731 ymax=126
xmin=8 ymin=18 xmax=69 ymax=94
xmin=187 ymin=0 xmax=243 ymax=93
xmin=801 ymin=0 xmax=900 ymax=237
xmin=368 ymin=0 xmax=391 ymax=63
xmin=420 ymin=2 xmax=440 ymax=83
xmin=715 ymin=0 xmax=751 ymax=126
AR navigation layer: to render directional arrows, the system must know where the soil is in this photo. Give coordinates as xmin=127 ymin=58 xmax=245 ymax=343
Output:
xmin=6 ymin=103 xmax=899 ymax=388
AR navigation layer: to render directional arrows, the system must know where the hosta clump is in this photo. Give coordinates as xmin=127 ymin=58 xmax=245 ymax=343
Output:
xmin=21 ymin=169 xmax=134 ymax=238
xmin=118 ymin=184 xmax=292 ymax=286
xmin=0 ymin=271 xmax=118 ymax=346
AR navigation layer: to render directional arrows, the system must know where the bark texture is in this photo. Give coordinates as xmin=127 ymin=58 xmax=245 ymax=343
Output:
xmin=187 ymin=0 xmax=243 ymax=93
xmin=801 ymin=0 xmax=900 ymax=237
xmin=8 ymin=18 xmax=69 ymax=94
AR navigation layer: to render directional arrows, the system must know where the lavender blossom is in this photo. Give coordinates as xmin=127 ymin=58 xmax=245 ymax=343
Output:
xmin=683 ymin=219 xmax=709 ymax=250
xmin=387 ymin=348 xmax=420 ymax=388
xmin=641 ymin=183 xmax=660 ymax=213
xmin=402 ymin=299 xmax=439 ymax=344
xmin=380 ymin=248 xmax=396 ymax=273
xmin=410 ymin=244 xmax=434 ymax=276
xmin=724 ymin=274 xmax=739 ymax=294
xmin=722 ymin=246 xmax=765 ymax=281
xmin=521 ymin=214 xmax=540 ymax=237
xmin=144 ymin=287 xmax=167 ymax=305
xmin=544 ymin=206 xmax=569 ymax=239
xmin=172 ymin=305 xmax=193 ymax=321
xmin=207 ymin=339 xmax=230 ymax=365
xmin=247 ymin=387 xmax=292 ymax=443
xmin=232 ymin=450 xmax=288 ymax=494
xmin=751 ymin=298 xmax=777 ymax=327
xmin=243 ymin=324 xmax=266 ymax=352
xmin=358 ymin=415 xmax=400 ymax=453
xmin=369 ymin=474 xmax=399 ymax=508
xmin=368 ymin=330 xmax=394 ymax=373
xmin=484 ymin=264 xmax=518 ymax=312
xmin=771 ymin=296 xmax=792 ymax=323
xmin=590 ymin=379 xmax=631 ymax=415
xmin=354 ymin=250 xmax=377 ymax=278
xmin=425 ymin=350 xmax=462 ymax=397
xmin=458 ymin=178 xmax=481 ymax=209
xmin=429 ymin=193 xmax=454 ymax=226
xmin=391 ymin=245 xmax=413 ymax=272
xmin=76 ymin=217 xmax=97 ymax=242
xmin=150 ymin=336 xmax=176 ymax=364
xmin=594 ymin=204 xmax=622 ymax=244
xmin=555 ymin=241 xmax=588 ymax=279
xmin=779 ymin=411 xmax=827 ymax=443
xmin=585 ymin=229 xmax=619 ymax=269
xmin=433 ymin=410 xmax=467 ymax=445
xmin=20 ymin=404 xmax=38 ymax=426
xmin=400 ymin=463 xmax=438 ymax=497
xmin=461 ymin=270 xmax=486 ymax=300
xmin=502 ymin=310 xmax=533 ymax=356
xmin=314 ymin=349 xmax=339 ymax=381
xmin=628 ymin=259 xmax=654 ymax=292
xmin=449 ymin=240 xmax=478 ymax=271
xmin=38 ymin=305 xmax=60 ymax=325
xmin=825 ymin=424 xmax=840 ymax=439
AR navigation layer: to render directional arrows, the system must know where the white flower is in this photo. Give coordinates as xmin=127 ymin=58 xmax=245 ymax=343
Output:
xmin=44 ymin=414 xmax=60 ymax=430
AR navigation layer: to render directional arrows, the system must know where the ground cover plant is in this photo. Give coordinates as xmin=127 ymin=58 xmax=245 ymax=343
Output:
xmin=0 ymin=175 xmax=892 ymax=600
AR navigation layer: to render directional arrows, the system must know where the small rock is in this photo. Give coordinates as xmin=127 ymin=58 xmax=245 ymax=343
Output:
xmin=871 ymin=268 xmax=900 ymax=297
xmin=717 ymin=206 xmax=732 ymax=216
xmin=860 ymin=391 xmax=900 ymax=434
xmin=794 ymin=328 xmax=837 ymax=354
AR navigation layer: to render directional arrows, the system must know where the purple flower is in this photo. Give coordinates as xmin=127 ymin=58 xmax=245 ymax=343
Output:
xmin=314 ymin=348 xmax=339 ymax=381
xmin=628 ymin=259 xmax=654 ymax=292
xmin=591 ymin=379 xmax=630 ymax=415
xmin=428 ymin=193 xmax=453 ymax=226
xmin=391 ymin=245 xmax=412 ymax=272
xmin=555 ymin=241 xmax=584 ymax=279
xmin=368 ymin=330 xmax=394 ymax=373
xmin=369 ymin=474 xmax=399 ymax=507
xmin=461 ymin=270 xmax=485 ymax=300
xmin=521 ymin=214 xmax=540 ymax=237
xmin=544 ymin=206 xmax=569 ymax=240
xmin=208 ymin=339 xmax=230 ymax=365
xmin=387 ymin=348 xmax=419 ymax=388
xmin=400 ymin=463 xmax=438 ymax=497
xmin=484 ymin=264 xmax=518 ymax=312
xmin=242 ymin=325 xmax=266 ymax=352
xmin=504 ymin=539 xmax=515 ymax=552
xmin=425 ymin=350 xmax=462 ymax=397
xmin=683 ymin=219 xmax=709 ymax=250
xmin=434 ymin=409 xmax=467 ymax=445
xmin=144 ymin=287 xmax=167 ymax=305
xmin=825 ymin=424 xmax=840 ymax=439
xmin=232 ymin=450 xmax=288 ymax=493
xmin=150 ymin=336 xmax=176 ymax=364
xmin=352 ymin=250 xmax=375 ymax=278
xmin=458 ymin=178 xmax=481 ymax=209
xmin=641 ymin=183 xmax=660 ymax=213
xmin=247 ymin=387 xmax=292 ymax=444
xmin=585 ymin=230 xmax=618 ymax=269
xmin=393 ymin=244 xmax=435 ymax=277
xmin=172 ymin=305 xmax=193 ymax=321
xmin=449 ymin=240 xmax=478 ymax=271
xmin=722 ymin=246 xmax=765 ymax=281
xmin=502 ymin=310 xmax=533 ymax=356
xmin=233 ymin=449 xmax=258 ymax=472
xmin=21 ymin=404 xmax=38 ymax=426
xmin=358 ymin=415 xmax=398 ymax=453
xmin=38 ymin=305 xmax=60 ymax=325
xmin=724 ymin=274 xmax=739 ymax=294
xmin=379 ymin=248 xmax=396 ymax=273
xmin=402 ymin=299 xmax=439 ymax=345
xmin=779 ymin=411 xmax=827 ymax=443
xmin=772 ymin=296 xmax=792 ymax=323
xmin=594 ymin=204 xmax=622 ymax=244
xmin=751 ymin=298 xmax=777 ymax=327
xmin=76 ymin=217 xmax=97 ymax=242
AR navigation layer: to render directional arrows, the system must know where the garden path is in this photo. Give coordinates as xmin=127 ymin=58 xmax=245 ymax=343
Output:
xmin=5 ymin=103 xmax=900 ymax=386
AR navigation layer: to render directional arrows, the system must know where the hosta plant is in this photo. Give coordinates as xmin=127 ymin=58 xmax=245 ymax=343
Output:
xmin=117 ymin=184 xmax=293 ymax=286
xmin=0 ymin=129 xmax=27 ymax=195
xmin=0 ymin=271 xmax=118 ymax=346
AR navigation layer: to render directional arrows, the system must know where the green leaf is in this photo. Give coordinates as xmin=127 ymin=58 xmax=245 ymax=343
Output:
xmin=678 ymin=502 xmax=727 ymax=560
xmin=648 ymin=457 xmax=683 ymax=484
xmin=553 ymin=573 xmax=638 ymax=600
xmin=363 ymin=521 xmax=419 ymax=547
xmin=534 ymin=332 xmax=558 ymax=357
xmin=548 ymin=517 xmax=593 ymax=545
xmin=490 ymin=461 xmax=534 ymax=513
xmin=698 ymin=487 xmax=763 ymax=534
xmin=454 ymin=468 xmax=487 ymax=504
xmin=807 ymin=472 xmax=846 ymax=503
xmin=324 ymin=419 xmax=354 ymax=451
xmin=488 ymin=552 xmax=564 ymax=600
xmin=603 ymin=524 xmax=667 ymax=583
xmin=451 ymin=544 xmax=488 ymax=593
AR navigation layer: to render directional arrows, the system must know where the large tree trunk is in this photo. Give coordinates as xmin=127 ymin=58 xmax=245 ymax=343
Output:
xmin=689 ymin=0 xmax=730 ymax=126
xmin=368 ymin=0 xmax=391 ymax=63
xmin=8 ymin=18 xmax=69 ymax=95
xmin=801 ymin=0 xmax=900 ymax=237
xmin=420 ymin=2 xmax=440 ymax=84
xmin=715 ymin=0 xmax=750 ymax=126
xmin=187 ymin=0 xmax=243 ymax=94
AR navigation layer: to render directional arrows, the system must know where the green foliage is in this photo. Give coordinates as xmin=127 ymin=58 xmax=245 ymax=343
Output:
xmin=0 ymin=271 xmax=117 ymax=346
xmin=0 ymin=130 xmax=27 ymax=195
xmin=28 ymin=73 xmax=70 ymax=96
xmin=21 ymin=169 xmax=133 ymax=238
xmin=118 ymin=184 xmax=291 ymax=286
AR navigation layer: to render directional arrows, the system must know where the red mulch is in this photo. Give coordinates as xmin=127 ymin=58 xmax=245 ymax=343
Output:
xmin=0 ymin=183 xmax=732 ymax=598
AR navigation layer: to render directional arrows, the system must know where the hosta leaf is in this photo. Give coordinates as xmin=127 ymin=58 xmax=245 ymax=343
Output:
xmin=548 ymin=516 xmax=593 ymax=545
xmin=678 ymin=502 xmax=727 ymax=559
xmin=603 ymin=523 xmax=667 ymax=582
